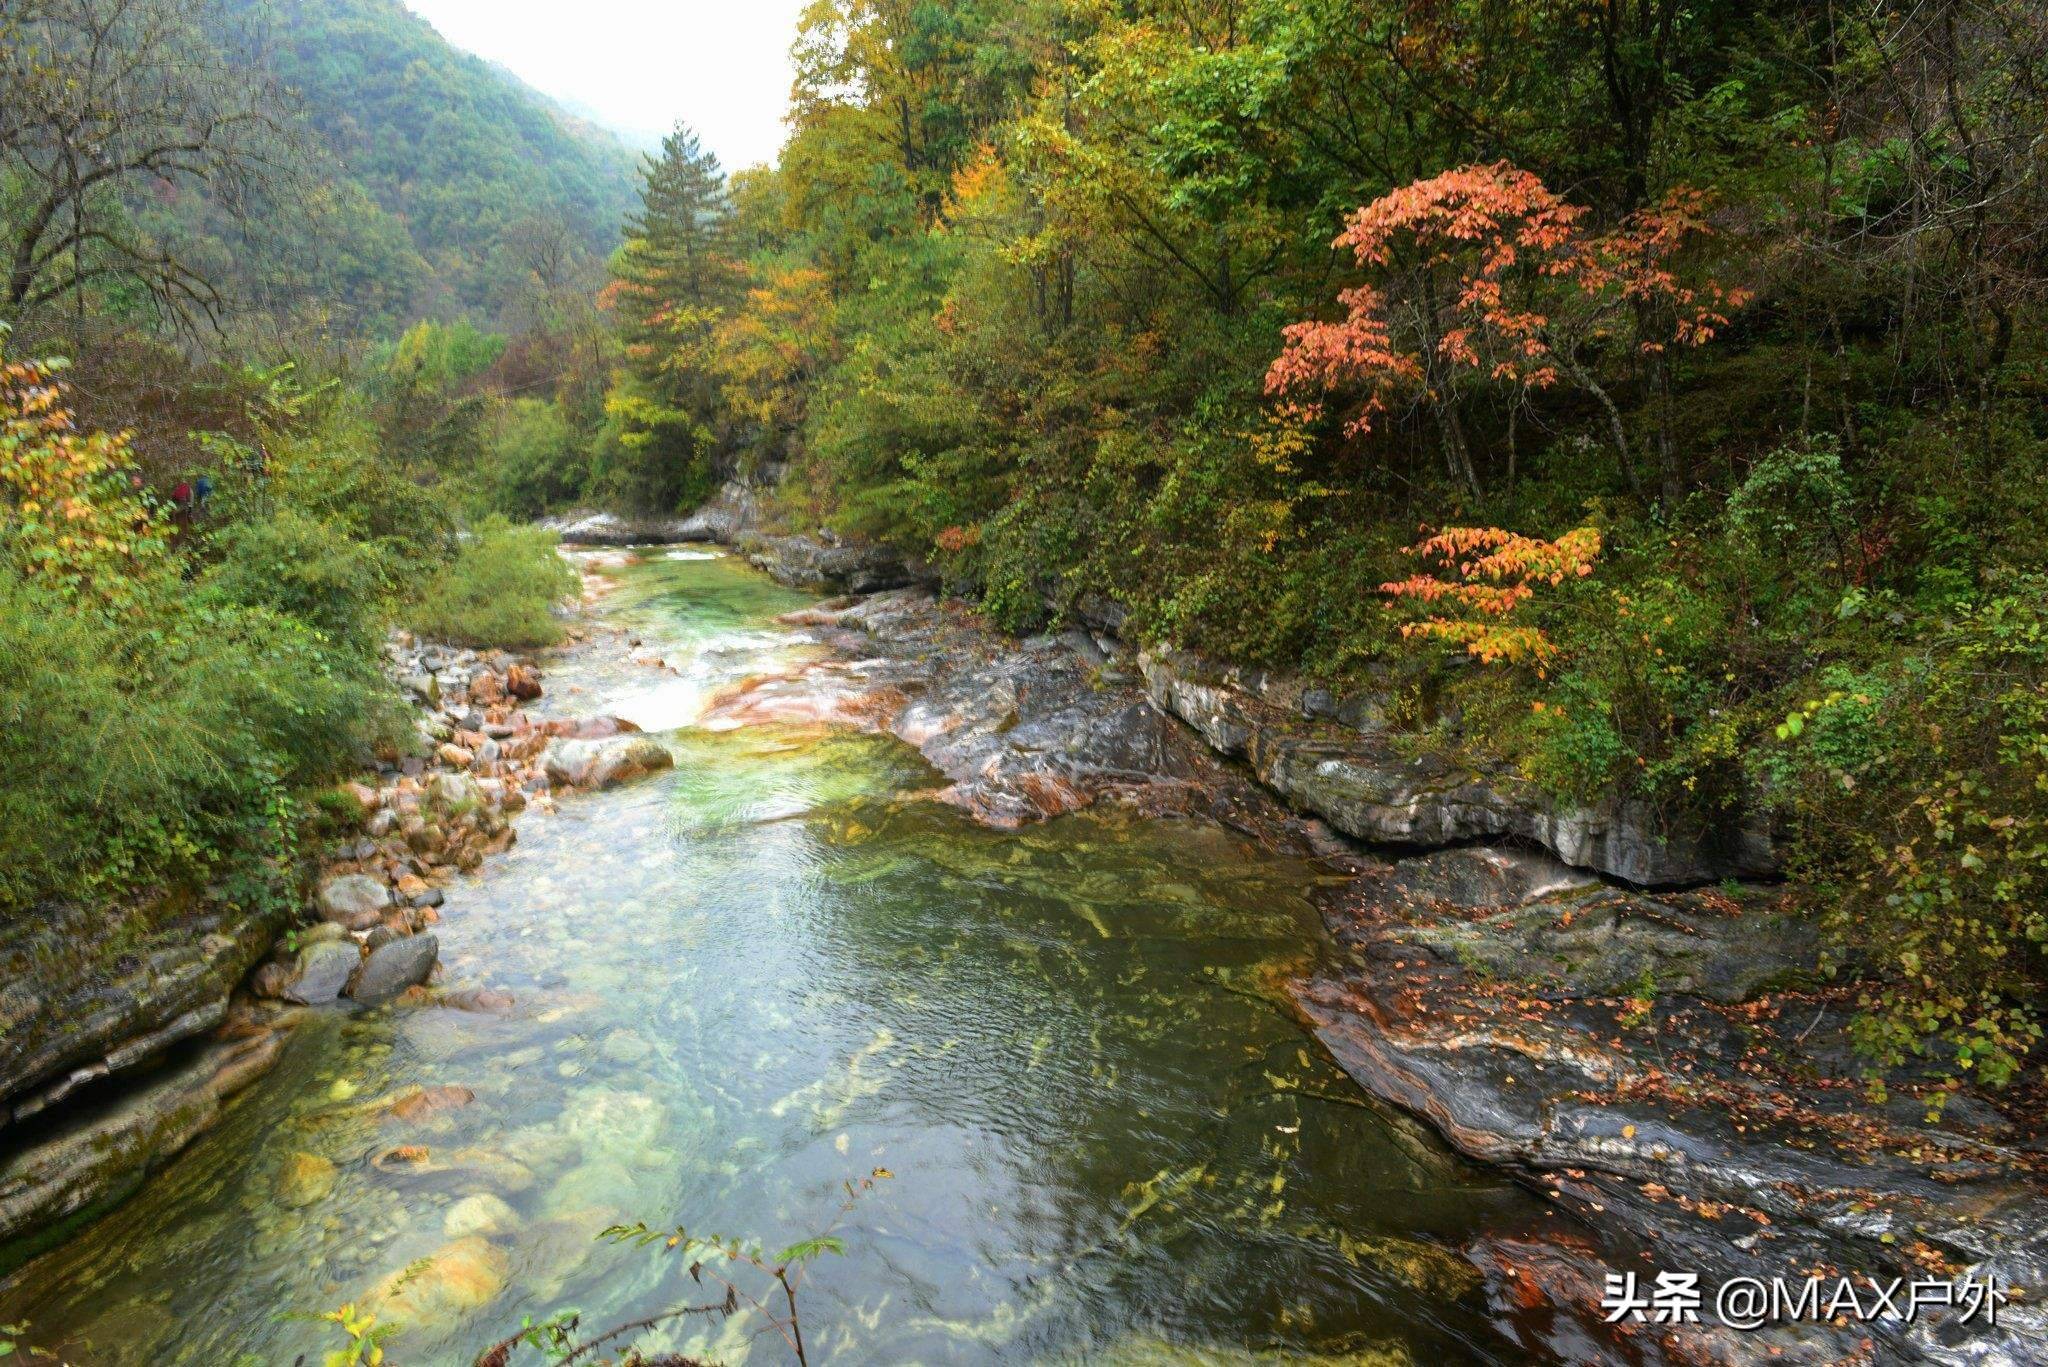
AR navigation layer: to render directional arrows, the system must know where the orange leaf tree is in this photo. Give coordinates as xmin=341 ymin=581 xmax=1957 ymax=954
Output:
xmin=1379 ymin=524 xmax=1602 ymax=672
xmin=1268 ymin=163 xmax=1745 ymax=499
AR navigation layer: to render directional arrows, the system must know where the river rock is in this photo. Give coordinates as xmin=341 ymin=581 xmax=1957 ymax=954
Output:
xmin=540 ymin=508 xmax=699 ymax=546
xmin=442 ymin=1191 xmax=518 ymax=1239
xmin=1138 ymin=644 xmax=1778 ymax=886
xmin=370 ymin=1235 xmax=507 ymax=1328
xmin=540 ymin=1161 xmax=637 ymax=1223
xmin=557 ymin=714 xmax=640 ymax=740
xmin=346 ymin=934 xmax=439 ymax=1005
xmin=284 ymin=939 xmax=362 ymax=1007
xmin=276 ymin=1151 xmax=337 ymax=1209
xmin=249 ymin=960 xmax=294 ymax=1001
xmin=386 ymin=1084 xmax=474 ymax=1123
xmin=2 ymin=896 xmax=283 ymax=1128
xmin=542 ymin=735 xmax=673 ymax=790
xmin=316 ymin=875 xmax=391 ymax=931
xmin=426 ymin=771 xmax=481 ymax=809
xmin=1296 ymin=847 xmax=2048 ymax=1364
xmin=505 ymin=664 xmax=542 ymax=700
xmin=0 ymin=1033 xmax=283 ymax=1256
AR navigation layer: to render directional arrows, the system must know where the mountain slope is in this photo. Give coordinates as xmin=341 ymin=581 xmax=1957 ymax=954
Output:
xmin=226 ymin=0 xmax=639 ymax=330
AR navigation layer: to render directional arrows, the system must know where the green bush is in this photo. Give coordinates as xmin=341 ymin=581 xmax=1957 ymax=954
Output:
xmin=405 ymin=517 xmax=577 ymax=649
xmin=1767 ymin=577 xmax=2048 ymax=1087
xmin=0 ymin=574 xmax=398 ymax=916
xmin=482 ymin=398 xmax=589 ymax=517
xmin=197 ymin=505 xmax=394 ymax=653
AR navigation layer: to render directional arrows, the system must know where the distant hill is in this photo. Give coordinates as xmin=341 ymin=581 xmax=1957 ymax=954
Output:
xmin=213 ymin=0 xmax=640 ymax=333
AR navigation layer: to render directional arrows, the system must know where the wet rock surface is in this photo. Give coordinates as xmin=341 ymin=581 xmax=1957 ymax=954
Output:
xmin=541 ymin=734 xmax=673 ymax=791
xmin=285 ymin=940 xmax=363 ymax=1007
xmin=536 ymin=508 xmax=704 ymax=546
xmin=0 ymin=896 xmax=282 ymax=1128
xmin=705 ymin=590 xmax=1287 ymax=833
xmin=1293 ymin=845 xmax=2048 ymax=1364
xmin=654 ymin=494 xmax=2048 ymax=1362
xmin=0 ymin=1030 xmax=284 ymax=1261
xmin=346 ymin=933 xmax=440 ymax=1004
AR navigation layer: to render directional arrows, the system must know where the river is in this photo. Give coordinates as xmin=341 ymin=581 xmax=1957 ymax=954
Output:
xmin=0 ymin=549 xmax=1561 ymax=1364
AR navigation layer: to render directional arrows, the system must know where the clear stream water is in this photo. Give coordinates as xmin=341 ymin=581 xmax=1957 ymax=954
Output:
xmin=0 ymin=551 xmax=1559 ymax=1364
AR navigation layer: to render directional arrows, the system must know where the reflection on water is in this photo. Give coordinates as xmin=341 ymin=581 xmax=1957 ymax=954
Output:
xmin=0 ymin=552 xmax=1552 ymax=1364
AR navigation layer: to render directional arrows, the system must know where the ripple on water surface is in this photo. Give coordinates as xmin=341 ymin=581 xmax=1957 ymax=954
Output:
xmin=0 ymin=552 xmax=1556 ymax=1365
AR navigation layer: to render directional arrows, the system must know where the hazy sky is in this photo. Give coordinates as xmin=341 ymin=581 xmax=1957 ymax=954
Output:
xmin=403 ymin=0 xmax=808 ymax=171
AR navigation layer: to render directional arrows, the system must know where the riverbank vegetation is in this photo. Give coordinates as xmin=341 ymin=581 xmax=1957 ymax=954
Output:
xmin=4 ymin=0 xmax=2046 ymax=1089
xmin=546 ymin=0 xmax=2048 ymax=1088
xmin=0 ymin=0 xmax=607 ymax=919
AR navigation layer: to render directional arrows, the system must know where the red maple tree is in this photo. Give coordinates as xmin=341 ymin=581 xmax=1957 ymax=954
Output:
xmin=1267 ymin=163 xmax=1746 ymax=498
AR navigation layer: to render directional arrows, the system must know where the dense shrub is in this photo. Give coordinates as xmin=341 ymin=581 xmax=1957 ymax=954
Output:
xmin=481 ymin=398 xmax=590 ymax=516
xmin=1766 ymin=581 xmax=2048 ymax=1087
xmin=404 ymin=517 xmax=577 ymax=649
xmin=0 ymin=353 xmax=406 ymax=916
xmin=198 ymin=505 xmax=394 ymax=653
xmin=0 ymin=554 xmax=398 ymax=915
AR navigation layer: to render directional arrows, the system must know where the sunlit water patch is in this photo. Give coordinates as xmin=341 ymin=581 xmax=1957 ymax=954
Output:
xmin=0 ymin=553 xmax=1556 ymax=1364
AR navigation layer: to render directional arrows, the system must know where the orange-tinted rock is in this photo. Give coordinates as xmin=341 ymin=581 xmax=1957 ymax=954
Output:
xmin=505 ymin=663 xmax=542 ymax=700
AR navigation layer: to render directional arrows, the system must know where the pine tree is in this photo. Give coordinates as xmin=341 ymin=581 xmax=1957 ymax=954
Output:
xmin=597 ymin=123 xmax=740 ymax=511
xmin=614 ymin=124 xmax=736 ymax=365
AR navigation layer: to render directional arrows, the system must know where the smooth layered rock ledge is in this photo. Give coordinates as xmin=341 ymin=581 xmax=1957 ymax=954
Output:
xmin=1138 ymin=644 xmax=1778 ymax=887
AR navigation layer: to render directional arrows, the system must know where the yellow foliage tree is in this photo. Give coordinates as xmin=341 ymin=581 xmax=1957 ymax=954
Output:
xmin=0 ymin=352 xmax=170 ymax=615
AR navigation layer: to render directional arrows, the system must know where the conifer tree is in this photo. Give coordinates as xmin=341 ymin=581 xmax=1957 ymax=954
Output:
xmin=597 ymin=122 xmax=739 ymax=510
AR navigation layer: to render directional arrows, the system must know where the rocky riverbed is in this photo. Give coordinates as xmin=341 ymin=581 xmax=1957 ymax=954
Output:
xmin=564 ymin=484 xmax=2048 ymax=1365
xmin=0 ymin=544 xmax=1572 ymax=1364
xmin=0 ymin=616 xmax=684 ymax=1272
xmin=5 ymin=495 xmax=2042 ymax=1363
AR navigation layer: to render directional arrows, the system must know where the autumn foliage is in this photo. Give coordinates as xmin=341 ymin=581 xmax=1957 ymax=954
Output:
xmin=1267 ymin=163 xmax=1746 ymax=493
xmin=1379 ymin=525 xmax=1601 ymax=670
xmin=0 ymin=354 xmax=168 ymax=612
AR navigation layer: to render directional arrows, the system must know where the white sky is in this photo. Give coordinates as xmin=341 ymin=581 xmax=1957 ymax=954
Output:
xmin=403 ymin=0 xmax=807 ymax=171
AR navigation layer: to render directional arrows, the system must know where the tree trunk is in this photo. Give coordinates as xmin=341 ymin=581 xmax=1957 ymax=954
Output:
xmin=1435 ymin=400 xmax=1482 ymax=501
xmin=1566 ymin=357 xmax=1642 ymax=499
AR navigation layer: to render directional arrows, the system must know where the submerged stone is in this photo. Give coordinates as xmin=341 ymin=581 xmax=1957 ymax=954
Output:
xmin=275 ymin=1152 xmax=337 ymax=1210
xmin=442 ymin=1191 xmax=517 ymax=1239
xmin=369 ymin=1234 xmax=507 ymax=1329
xmin=542 ymin=735 xmax=673 ymax=790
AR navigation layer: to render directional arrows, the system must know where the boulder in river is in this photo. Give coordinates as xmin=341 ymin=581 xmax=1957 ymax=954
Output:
xmin=442 ymin=1192 xmax=517 ymax=1239
xmin=505 ymin=663 xmax=542 ymax=700
xmin=316 ymin=875 xmax=391 ymax=931
xmin=346 ymin=934 xmax=438 ymax=1005
xmin=0 ymin=1032 xmax=283 ymax=1254
xmin=542 ymin=735 xmax=673 ymax=790
xmin=369 ymin=1235 xmax=507 ymax=1329
xmin=283 ymin=939 xmax=361 ymax=1007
